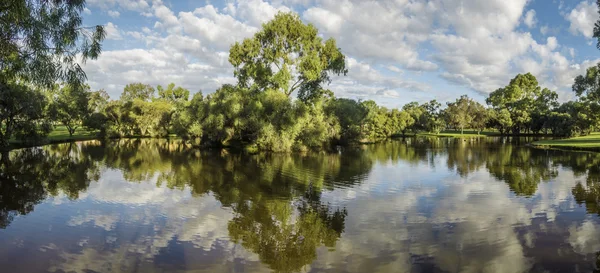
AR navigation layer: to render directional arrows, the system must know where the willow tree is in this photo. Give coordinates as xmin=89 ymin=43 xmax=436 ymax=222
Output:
xmin=229 ymin=12 xmax=347 ymax=101
xmin=0 ymin=0 xmax=105 ymax=86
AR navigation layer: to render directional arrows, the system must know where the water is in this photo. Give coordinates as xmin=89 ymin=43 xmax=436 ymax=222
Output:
xmin=0 ymin=138 xmax=598 ymax=273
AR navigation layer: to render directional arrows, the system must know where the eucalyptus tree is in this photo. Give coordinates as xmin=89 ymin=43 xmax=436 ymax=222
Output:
xmin=229 ymin=12 xmax=347 ymax=101
xmin=0 ymin=0 xmax=105 ymax=86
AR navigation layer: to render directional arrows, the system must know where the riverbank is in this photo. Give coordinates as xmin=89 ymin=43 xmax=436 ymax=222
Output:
xmin=532 ymin=133 xmax=600 ymax=152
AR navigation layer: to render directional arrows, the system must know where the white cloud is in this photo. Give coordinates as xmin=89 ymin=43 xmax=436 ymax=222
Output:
xmin=83 ymin=7 xmax=91 ymax=15
xmin=84 ymin=0 xmax=598 ymax=103
xmin=567 ymin=1 xmax=599 ymax=38
xmin=104 ymin=22 xmax=122 ymax=40
xmin=524 ymin=9 xmax=537 ymax=28
xmin=107 ymin=10 xmax=120 ymax=18
xmin=87 ymin=0 xmax=150 ymax=12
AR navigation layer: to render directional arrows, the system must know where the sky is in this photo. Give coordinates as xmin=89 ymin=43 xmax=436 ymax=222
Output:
xmin=80 ymin=0 xmax=600 ymax=108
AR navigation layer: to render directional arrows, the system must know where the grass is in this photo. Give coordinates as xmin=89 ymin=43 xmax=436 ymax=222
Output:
xmin=532 ymin=132 xmax=600 ymax=148
xmin=46 ymin=126 xmax=98 ymax=142
xmin=9 ymin=125 xmax=99 ymax=148
xmin=417 ymin=130 xmax=499 ymax=138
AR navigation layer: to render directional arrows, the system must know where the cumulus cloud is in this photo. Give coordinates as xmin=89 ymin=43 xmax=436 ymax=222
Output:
xmin=567 ymin=1 xmax=599 ymax=38
xmin=104 ymin=22 xmax=122 ymax=40
xmin=524 ymin=9 xmax=537 ymax=28
xmin=107 ymin=10 xmax=120 ymax=18
xmin=82 ymin=0 xmax=599 ymax=102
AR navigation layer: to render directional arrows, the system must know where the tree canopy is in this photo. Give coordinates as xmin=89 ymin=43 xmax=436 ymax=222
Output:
xmin=0 ymin=0 xmax=105 ymax=86
xmin=229 ymin=12 xmax=347 ymax=101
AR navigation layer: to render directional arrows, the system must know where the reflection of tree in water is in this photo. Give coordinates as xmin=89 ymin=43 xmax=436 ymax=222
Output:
xmin=0 ymin=143 xmax=99 ymax=228
xmin=77 ymin=139 xmax=364 ymax=273
xmin=552 ymin=151 xmax=600 ymax=215
xmin=485 ymin=145 xmax=558 ymax=196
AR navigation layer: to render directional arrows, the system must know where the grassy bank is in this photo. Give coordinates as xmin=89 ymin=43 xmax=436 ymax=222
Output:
xmin=532 ymin=133 xmax=600 ymax=150
xmin=416 ymin=130 xmax=499 ymax=138
xmin=8 ymin=126 xmax=99 ymax=149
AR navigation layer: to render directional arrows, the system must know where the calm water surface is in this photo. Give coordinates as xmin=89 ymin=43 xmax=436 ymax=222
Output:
xmin=0 ymin=138 xmax=599 ymax=273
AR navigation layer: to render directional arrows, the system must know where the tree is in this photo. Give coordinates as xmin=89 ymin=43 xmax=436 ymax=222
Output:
xmin=445 ymin=95 xmax=476 ymax=134
xmin=0 ymin=0 xmax=105 ymax=86
xmin=48 ymin=84 xmax=90 ymax=137
xmin=229 ymin=12 xmax=347 ymax=100
xmin=486 ymin=73 xmax=552 ymax=134
xmin=421 ymin=100 xmax=445 ymax=134
xmin=157 ymin=83 xmax=189 ymax=103
xmin=402 ymin=102 xmax=426 ymax=134
xmin=0 ymin=81 xmax=51 ymax=148
xmin=326 ymin=98 xmax=366 ymax=142
xmin=120 ymin=83 xmax=155 ymax=101
xmin=88 ymin=89 xmax=109 ymax=113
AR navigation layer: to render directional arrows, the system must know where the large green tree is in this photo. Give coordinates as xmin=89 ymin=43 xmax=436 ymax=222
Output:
xmin=120 ymin=83 xmax=155 ymax=101
xmin=0 ymin=0 xmax=105 ymax=86
xmin=48 ymin=84 xmax=91 ymax=136
xmin=486 ymin=73 xmax=556 ymax=135
xmin=229 ymin=12 xmax=347 ymax=100
xmin=445 ymin=95 xmax=476 ymax=134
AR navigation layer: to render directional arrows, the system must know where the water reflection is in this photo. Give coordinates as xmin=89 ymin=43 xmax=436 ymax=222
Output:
xmin=0 ymin=138 xmax=598 ymax=272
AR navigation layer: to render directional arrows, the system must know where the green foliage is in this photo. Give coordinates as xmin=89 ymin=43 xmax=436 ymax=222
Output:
xmin=120 ymin=82 xmax=155 ymax=101
xmin=444 ymin=95 xmax=487 ymax=134
xmin=157 ymin=83 xmax=190 ymax=103
xmin=229 ymin=12 xmax=347 ymax=101
xmin=0 ymin=0 xmax=105 ymax=86
xmin=0 ymin=81 xmax=50 ymax=148
xmin=48 ymin=84 xmax=91 ymax=136
xmin=486 ymin=73 xmax=559 ymax=135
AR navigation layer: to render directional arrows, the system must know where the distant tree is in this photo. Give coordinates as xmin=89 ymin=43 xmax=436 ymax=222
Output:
xmin=487 ymin=73 xmax=556 ymax=134
xmin=421 ymin=100 xmax=445 ymax=134
xmin=48 ymin=84 xmax=91 ymax=137
xmin=0 ymin=81 xmax=51 ymax=148
xmin=229 ymin=12 xmax=347 ymax=100
xmin=88 ymin=89 xmax=109 ymax=113
xmin=157 ymin=83 xmax=190 ymax=103
xmin=120 ymin=83 xmax=155 ymax=101
xmin=326 ymin=98 xmax=366 ymax=141
xmin=445 ymin=95 xmax=484 ymax=134
xmin=402 ymin=102 xmax=426 ymax=134
xmin=0 ymin=0 xmax=105 ymax=86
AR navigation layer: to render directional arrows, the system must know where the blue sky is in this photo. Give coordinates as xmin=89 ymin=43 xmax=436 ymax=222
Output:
xmin=81 ymin=0 xmax=600 ymax=108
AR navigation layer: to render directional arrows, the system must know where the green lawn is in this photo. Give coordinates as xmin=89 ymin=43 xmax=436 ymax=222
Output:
xmin=9 ymin=125 xmax=98 ymax=145
xmin=417 ymin=130 xmax=498 ymax=138
xmin=532 ymin=132 xmax=600 ymax=148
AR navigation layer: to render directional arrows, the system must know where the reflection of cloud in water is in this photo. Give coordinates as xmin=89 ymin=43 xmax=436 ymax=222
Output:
xmin=569 ymin=219 xmax=600 ymax=255
xmin=67 ymin=211 xmax=119 ymax=231
xmin=51 ymin=169 xmax=265 ymax=273
xmin=314 ymin=165 xmax=585 ymax=273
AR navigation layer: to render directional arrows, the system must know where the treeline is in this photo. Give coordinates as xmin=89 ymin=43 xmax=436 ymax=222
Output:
xmin=2 ymin=11 xmax=600 ymax=151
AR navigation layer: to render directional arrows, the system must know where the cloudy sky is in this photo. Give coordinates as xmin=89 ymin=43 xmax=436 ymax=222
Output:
xmin=81 ymin=0 xmax=600 ymax=108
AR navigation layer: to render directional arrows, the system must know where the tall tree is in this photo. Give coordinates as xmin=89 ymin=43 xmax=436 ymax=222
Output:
xmin=0 ymin=0 xmax=105 ymax=86
xmin=446 ymin=95 xmax=475 ymax=134
xmin=120 ymin=83 xmax=155 ymax=102
xmin=48 ymin=84 xmax=91 ymax=137
xmin=486 ymin=73 xmax=548 ymax=134
xmin=229 ymin=12 xmax=347 ymax=100
xmin=157 ymin=83 xmax=190 ymax=103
